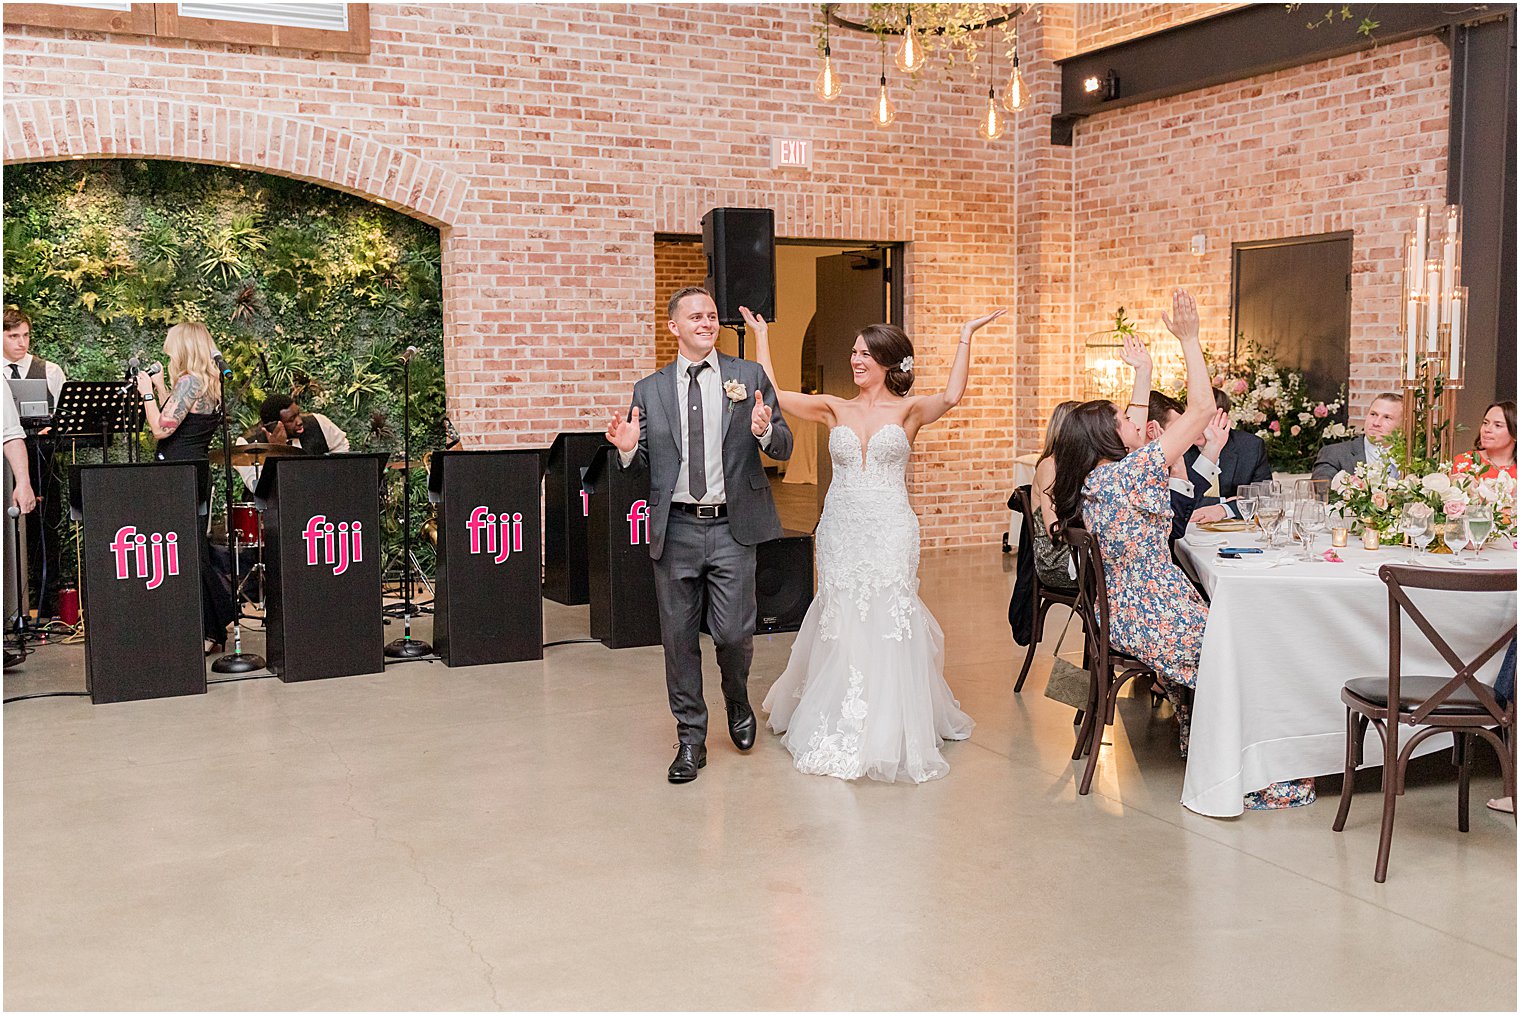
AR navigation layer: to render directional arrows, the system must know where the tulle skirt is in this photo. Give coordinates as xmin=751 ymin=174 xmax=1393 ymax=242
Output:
xmin=762 ymin=582 xmax=974 ymax=784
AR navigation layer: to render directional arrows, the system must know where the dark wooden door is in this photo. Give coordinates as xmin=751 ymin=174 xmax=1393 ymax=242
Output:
xmin=1231 ymin=233 xmax=1353 ymax=406
xmin=811 ymin=248 xmax=894 ymax=512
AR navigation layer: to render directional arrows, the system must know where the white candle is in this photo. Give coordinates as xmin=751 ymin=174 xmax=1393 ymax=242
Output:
xmin=1425 ymin=261 xmax=1441 ymax=350
xmin=1441 ymin=236 xmax=1455 ymax=311
xmin=1405 ymin=236 xmax=1420 ymax=295
xmin=1449 ymin=293 xmax=1463 ymax=381
xmin=1405 ymin=296 xmax=1420 ymax=379
xmin=1416 ymin=205 xmax=1428 ymax=263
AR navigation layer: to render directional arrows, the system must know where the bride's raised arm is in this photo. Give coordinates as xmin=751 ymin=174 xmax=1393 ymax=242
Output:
xmin=740 ymin=306 xmax=837 ymax=426
xmin=907 ymin=308 xmax=1007 ymax=431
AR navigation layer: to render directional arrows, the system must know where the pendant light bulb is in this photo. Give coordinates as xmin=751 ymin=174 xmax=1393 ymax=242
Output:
xmin=895 ymin=11 xmax=926 ymax=73
xmin=978 ymin=86 xmax=1004 ymax=141
xmin=814 ymin=44 xmax=842 ymax=100
xmin=875 ymin=74 xmax=896 ymax=126
xmin=1003 ymin=53 xmax=1027 ymax=112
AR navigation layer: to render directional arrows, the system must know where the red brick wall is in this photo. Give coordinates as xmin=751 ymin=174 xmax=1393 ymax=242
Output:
xmin=652 ymin=240 xmax=707 ymax=369
xmin=3 ymin=3 xmax=1024 ymax=548
xmin=1064 ymin=36 xmax=1450 ymax=417
xmin=1070 ymin=3 xmax=1244 ymax=55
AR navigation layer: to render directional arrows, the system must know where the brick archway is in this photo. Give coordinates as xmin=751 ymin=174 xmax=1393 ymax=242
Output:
xmin=2 ymin=97 xmax=470 ymax=227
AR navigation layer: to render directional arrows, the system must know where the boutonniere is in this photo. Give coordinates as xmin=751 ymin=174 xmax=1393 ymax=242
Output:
xmin=722 ymin=379 xmax=747 ymax=409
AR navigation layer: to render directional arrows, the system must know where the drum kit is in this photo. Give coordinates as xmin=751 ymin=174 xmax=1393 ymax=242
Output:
xmin=210 ymin=442 xmax=439 ymax=614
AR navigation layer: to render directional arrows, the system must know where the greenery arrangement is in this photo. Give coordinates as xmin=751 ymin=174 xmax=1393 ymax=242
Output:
xmin=815 ymin=3 xmax=1025 ymax=69
xmin=1205 ymin=341 xmax=1355 ymax=473
xmin=2 ymin=158 xmax=445 ymax=583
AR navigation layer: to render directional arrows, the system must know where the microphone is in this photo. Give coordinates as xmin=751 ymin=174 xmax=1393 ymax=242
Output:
xmin=211 ymin=348 xmax=233 ymax=379
xmin=6 ymin=505 xmax=18 ymax=519
xmin=401 ymin=345 xmax=419 ymax=364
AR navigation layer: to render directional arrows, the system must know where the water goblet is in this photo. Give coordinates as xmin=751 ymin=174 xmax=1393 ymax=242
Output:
xmin=1465 ymin=506 xmax=1494 ymax=563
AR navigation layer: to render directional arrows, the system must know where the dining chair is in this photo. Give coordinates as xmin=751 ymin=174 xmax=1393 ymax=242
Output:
xmin=1011 ymin=485 xmax=1080 ymax=694
xmin=1064 ymin=525 xmax=1161 ymax=796
xmin=1331 ymin=564 xmax=1517 ymax=882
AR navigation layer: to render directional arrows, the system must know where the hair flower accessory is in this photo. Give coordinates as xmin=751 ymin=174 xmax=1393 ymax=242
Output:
xmin=898 ymin=356 xmax=914 ymax=373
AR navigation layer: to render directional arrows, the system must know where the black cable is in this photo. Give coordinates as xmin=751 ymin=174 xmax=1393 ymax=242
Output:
xmin=3 ymin=690 xmax=89 ymax=703
xmin=207 ymin=672 xmax=276 ymax=685
xmin=543 ymin=638 xmax=600 ymax=647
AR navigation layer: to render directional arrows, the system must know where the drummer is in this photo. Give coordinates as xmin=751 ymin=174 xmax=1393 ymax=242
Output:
xmin=236 ymin=393 xmax=350 ymax=493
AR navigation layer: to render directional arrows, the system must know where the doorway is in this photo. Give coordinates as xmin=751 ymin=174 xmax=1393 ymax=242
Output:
xmin=652 ymin=236 xmax=904 ymax=533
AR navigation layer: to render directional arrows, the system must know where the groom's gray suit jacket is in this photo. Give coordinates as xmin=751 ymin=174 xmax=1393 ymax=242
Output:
xmin=618 ymin=353 xmax=793 ymax=560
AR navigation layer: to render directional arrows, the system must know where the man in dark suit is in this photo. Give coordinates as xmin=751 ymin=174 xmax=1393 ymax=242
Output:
xmin=1312 ymin=392 xmax=1404 ymax=484
xmin=1149 ymin=388 xmax=1273 ymax=523
xmin=607 ymin=286 xmax=793 ymax=783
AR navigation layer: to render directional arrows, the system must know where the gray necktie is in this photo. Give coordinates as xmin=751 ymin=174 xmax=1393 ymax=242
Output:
xmin=7 ymin=364 xmax=18 ymax=379
xmin=687 ymin=362 xmax=708 ymax=501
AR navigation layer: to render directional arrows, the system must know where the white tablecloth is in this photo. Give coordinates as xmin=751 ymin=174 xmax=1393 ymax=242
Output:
xmin=1176 ymin=530 xmax=1516 ymax=817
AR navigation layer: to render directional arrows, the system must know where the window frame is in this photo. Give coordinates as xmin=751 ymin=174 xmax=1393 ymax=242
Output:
xmin=3 ymin=3 xmax=370 ymax=54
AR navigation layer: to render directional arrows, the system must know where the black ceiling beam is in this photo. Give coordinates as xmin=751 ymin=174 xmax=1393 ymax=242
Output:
xmin=1051 ymin=3 xmax=1512 ymax=145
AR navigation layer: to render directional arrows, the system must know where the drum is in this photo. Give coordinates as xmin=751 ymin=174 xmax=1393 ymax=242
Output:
xmin=229 ymin=503 xmax=262 ymax=548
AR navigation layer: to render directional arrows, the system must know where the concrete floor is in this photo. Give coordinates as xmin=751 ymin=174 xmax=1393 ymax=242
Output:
xmin=4 ymin=532 xmax=1515 ymax=1009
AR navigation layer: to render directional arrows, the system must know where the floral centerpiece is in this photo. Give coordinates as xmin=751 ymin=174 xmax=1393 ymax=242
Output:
xmin=1209 ymin=343 xmax=1356 ymax=473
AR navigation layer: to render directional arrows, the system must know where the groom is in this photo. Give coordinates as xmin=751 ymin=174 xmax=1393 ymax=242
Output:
xmin=607 ymin=286 xmax=793 ymax=783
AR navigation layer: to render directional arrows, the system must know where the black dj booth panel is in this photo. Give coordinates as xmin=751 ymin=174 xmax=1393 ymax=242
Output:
xmin=583 ymin=445 xmax=661 ymax=649
xmin=542 ymin=431 xmax=605 ymax=605
xmin=255 ymin=454 xmax=387 ymax=682
xmin=72 ymin=462 xmax=206 ymax=704
xmin=428 ymin=449 xmax=544 ymax=667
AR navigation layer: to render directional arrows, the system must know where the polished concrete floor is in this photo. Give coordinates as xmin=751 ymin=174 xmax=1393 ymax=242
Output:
xmin=4 ymin=539 xmax=1515 ymax=1010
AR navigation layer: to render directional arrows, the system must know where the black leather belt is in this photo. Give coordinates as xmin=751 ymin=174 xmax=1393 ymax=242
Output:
xmin=673 ymin=502 xmax=727 ymax=519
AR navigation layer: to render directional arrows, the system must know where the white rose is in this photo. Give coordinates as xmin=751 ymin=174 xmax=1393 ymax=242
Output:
xmin=1421 ymin=473 xmax=1452 ymax=496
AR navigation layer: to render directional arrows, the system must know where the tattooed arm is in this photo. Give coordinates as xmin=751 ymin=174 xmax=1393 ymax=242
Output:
xmin=140 ymin=372 xmax=205 ymax=440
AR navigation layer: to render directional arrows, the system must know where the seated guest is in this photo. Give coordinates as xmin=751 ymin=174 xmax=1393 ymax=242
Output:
xmin=1453 ymin=400 xmax=1516 ymax=480
xmin=1031 ymin=400 xmax=1079 ymax=592
xmin=236 ymin=393 xmax=350 ymax=492
xmin=1191 ymin=387 xmax=1272 ymax=502
xmin=1146 ymin=391 xmax=1231 ymax=541
xmin=1053 ymin=289 xmax=1311 ymax=808
xmin=1312 ymin=392 xmax=1403 ymax=483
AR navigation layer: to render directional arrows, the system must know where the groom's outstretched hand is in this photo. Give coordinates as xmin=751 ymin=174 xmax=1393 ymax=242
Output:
xmin=751 ymin=390 xmax=772 ymax=437
xmin=607 ymin=406 xmax=640 ymax=453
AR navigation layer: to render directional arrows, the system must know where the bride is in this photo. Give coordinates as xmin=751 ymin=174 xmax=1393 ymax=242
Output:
xmin=744 ymin=305 xmax=1007 ymax=783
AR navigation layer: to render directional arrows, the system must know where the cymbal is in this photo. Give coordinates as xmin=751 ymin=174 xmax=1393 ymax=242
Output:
xmin=209 ymin=442 xmax=306 ymax=467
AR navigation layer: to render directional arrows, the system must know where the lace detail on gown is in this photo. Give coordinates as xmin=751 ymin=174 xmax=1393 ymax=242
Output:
xmin=762 ymin=424 xmax=973 ymax=784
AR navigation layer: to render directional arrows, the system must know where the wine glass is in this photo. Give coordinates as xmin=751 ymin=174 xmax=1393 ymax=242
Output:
xmin=1465 ymin=505 xmax=1493 ymax=563
xmin=1236 ymin=486 xmax=1258 ymax=530
xmin=1297 ymin=499 xmax=1327 ymax=560
xmin=1442 ymin=517 xmax=1469 ymax=566
xmin=1399 ymin=505 xmax=1430 ymax=564
xmin=1256 ymin=494 xmax=1283 ymax=550
xmin=1295 ymin=478 xmax=1331 ymax=505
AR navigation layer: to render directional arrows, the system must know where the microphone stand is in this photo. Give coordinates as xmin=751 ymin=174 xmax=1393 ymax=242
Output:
xmin=212 ymin=361 xmax=265 ymax=674
xmin=385 ymin=349 xmax=431 ymax=659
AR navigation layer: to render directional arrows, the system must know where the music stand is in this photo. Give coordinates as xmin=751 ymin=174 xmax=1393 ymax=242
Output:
xmin=50 ymin=381 xmax=142 ymax=456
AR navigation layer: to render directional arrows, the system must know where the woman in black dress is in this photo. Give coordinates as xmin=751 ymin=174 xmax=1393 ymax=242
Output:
xmin=136 ymin=322 xmax=235 ymax=654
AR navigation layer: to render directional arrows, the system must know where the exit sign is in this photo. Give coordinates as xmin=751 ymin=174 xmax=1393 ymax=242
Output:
xmin=771 ymin=138 xmax=812 ymax=170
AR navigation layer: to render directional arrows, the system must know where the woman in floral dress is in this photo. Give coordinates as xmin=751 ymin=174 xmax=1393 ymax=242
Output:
xmin=1051 ymin=289 xmax=1313 ymax=810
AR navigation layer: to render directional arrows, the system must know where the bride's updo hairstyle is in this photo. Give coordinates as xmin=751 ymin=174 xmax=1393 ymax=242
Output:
xmin=859 ymin=324 xmax=914 ymax=396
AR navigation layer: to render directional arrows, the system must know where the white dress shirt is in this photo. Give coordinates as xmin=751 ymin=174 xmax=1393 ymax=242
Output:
xmin=3 ymin=353 xmax=67 ymax=402
xmin=618 ymin=354 xmax=773 ymax=501
xmin=235 ymin=412 xmax=351 ymax=493
xmin=2 ymin=384 xmax=25 ymax=444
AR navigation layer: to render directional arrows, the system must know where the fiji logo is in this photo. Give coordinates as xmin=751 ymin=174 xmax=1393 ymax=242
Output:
xmin=627 ymin=499 xmax=649 ymax=546
xmin=466 ymin=506 xmax=524 ymax=564
xmin=108 ymin=526 xmax=180 ymax=590
xmin=302 ymin=515 xmax=364 ymax=576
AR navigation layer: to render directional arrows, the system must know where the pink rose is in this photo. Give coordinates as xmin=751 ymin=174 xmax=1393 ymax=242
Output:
xmin=1372 ymin=490 xmax=1389 ymax=510
xmin=1231 ymin=378 xmax=1249 ymax=396
xmin=1290 ymin=424 xmax=1301 ymax=436
xmin=1212 ymin=373 xmax=1226 ymax=388
xmin=1269 ymin=420 xmax=1281 ymax=433
xmin=1444 ymin=500 xmax=1466 ymax=519
xmin=1313 ymin=403 xmax=1329 ymax=418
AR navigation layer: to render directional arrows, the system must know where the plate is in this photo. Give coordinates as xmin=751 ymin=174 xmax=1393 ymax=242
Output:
xmin=1198 ymin=519 xmax=1251 ymax=532
xmin=1188 ymin=532 xmax=1226 ymax=547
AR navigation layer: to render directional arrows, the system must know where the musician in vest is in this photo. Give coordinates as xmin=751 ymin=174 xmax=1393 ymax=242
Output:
xmin=235 ymin=392 xmax=351 ymax=493
xmin=2 ymin=309 xmax=67 ymax=617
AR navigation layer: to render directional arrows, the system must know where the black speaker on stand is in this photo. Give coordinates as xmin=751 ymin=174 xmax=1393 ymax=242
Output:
xmin=702 ymin=207 xmax=776 ymax=357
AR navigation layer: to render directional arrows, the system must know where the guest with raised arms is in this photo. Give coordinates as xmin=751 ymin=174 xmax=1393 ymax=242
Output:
xmin=752 ymin=302 xmax=1006 ymax=783
xmin=1052 ymin=289 xmax=1311 ymax=808
xmin=1145 ymin=390 xmax=1233 ymax=541
xmin=1453 ymin=400 xmax=1517 ymax=480
xmin=1312 ymin=391 xmax=1403 ymax=483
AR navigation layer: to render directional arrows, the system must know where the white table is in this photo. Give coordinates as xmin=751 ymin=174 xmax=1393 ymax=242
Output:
xmin=1176 ymin=529 xmax=1516 ymax=817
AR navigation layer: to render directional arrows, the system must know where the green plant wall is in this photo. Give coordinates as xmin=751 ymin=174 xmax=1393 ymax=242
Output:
xmin=3 ymin=158 xmax=445 ymax=583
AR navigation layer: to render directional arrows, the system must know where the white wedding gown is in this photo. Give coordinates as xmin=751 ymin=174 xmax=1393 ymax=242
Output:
xmin=762 ymin=424 xmax=973 ymax=783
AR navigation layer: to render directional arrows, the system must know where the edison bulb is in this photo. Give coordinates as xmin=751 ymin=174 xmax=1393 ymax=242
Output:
xmin=978 ymin=91 xmax=1004 ymax=141
xmin=814 ymin=52 xmax=842 ymax=100
xmin=874 ymin=76 xmax=896 ymax=126
xmin=895 ymin=15 xmax=926 ymax=73
xmin=1003 ymin=58 xmax=1027 ymax=112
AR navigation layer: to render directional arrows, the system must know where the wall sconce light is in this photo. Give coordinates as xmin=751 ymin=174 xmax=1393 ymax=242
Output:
xmin=1083 ymin=71 xmax=1120 ymax=101
xmin=1082 ymin=75 xmax=1102 ymax=93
